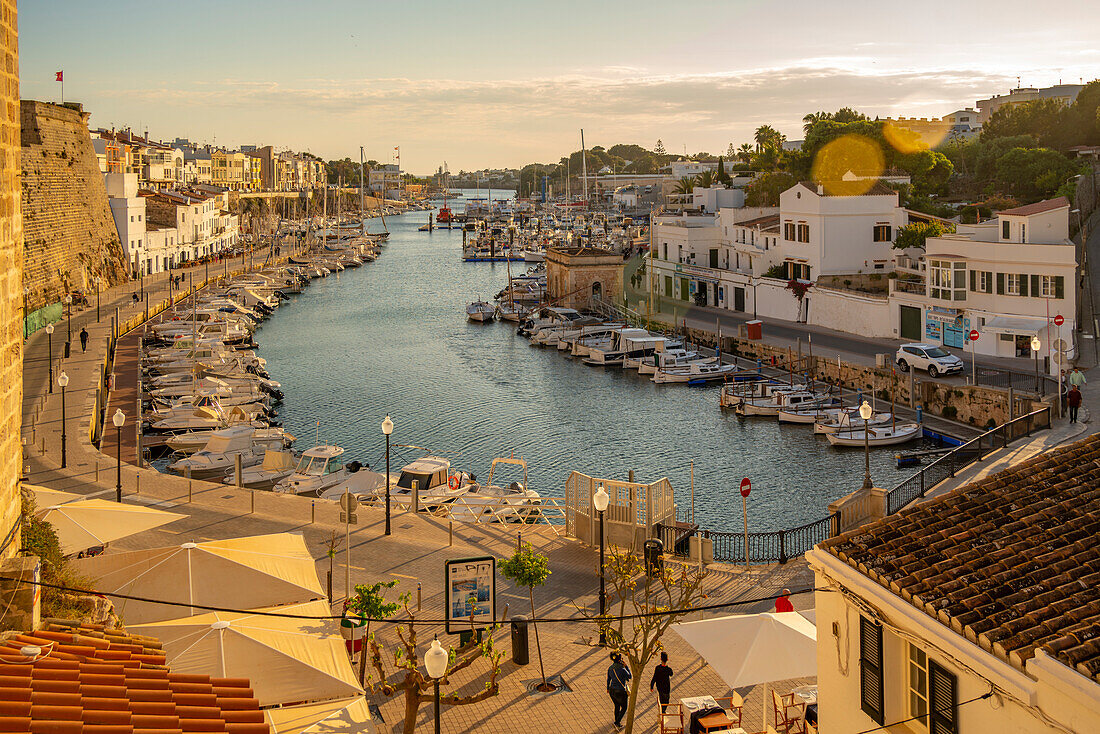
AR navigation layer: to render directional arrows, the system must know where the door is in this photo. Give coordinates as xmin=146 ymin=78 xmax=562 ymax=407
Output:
xmin=943 ymin=325 xmax=964 ymax=349
xmin=680 ymin=278 xmax=689 ymax=302
xmin=734 ymin=287 xmax=745 ymax=312
xmin=899 ymin=305 xmax=921 ymax=341
xmin=709 ymin=249 xmax=719 ymax=268
xmin=664 ymin=275 xmax=672 ymax=297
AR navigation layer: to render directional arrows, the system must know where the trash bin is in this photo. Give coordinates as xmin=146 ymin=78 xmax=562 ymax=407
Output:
xmin=746 ymin=320 xmax=763 ymax=340
xmin=644 ymin=538 xmax=664 ymax=577
xmin=511 ymin=615 xmax=530 ymax=666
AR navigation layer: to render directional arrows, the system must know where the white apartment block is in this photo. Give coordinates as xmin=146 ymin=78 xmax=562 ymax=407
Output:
xmin=105 ymin=173 xmax=148 ymax=276
xmin=143 ymin=188 xmax=239 ymax=265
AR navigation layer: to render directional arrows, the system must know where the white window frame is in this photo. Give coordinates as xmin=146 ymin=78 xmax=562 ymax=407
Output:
xmin=1039 ymin=275 xmax=1056 ymax=298
xmin=979 ymin=271 xmax=991 ymax=292
xmin=1006 ymin=273 xmax=1021 ymax=296
xmin=908 ymin=643 xmax=929 ymax=729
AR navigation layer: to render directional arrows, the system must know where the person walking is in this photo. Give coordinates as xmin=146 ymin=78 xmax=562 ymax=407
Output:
xmin=1068 ymin=385 xmax=1082 ymax=423
xmin=774 ymin=588 xmax=794 ymax=613
xmin=79 ymin=327 xmax=89 ymax=353
xmin=607 ymin=652 xmax=631 ymax=730
xmin=650 ymin=651 xmax=673 ymax=713
xmin=1069 ymin=367 xmax=1087 ymax=391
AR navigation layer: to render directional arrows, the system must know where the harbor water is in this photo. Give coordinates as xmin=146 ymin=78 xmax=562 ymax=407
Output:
xmin=255 ymin=197 xmax=906 ymax=534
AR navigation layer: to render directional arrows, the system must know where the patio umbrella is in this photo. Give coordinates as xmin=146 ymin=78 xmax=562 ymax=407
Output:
xmin=264 ymin=696 xmax=377 ymax=734
xmin=672 ymin=612 xmax=817 ymax=730
xmin=130 ymin=599 xmax=362 ymax=707
xmin=72 ymin=532 xmax=325 ymax=624
xmin=38 ymin=499 xmax=185 ymax=556
xmin=28 ymin=484 xmax=82 ymax=507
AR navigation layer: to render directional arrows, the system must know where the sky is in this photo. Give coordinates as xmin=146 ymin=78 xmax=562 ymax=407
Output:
xmin=18 ymin=0 xmax=1100 ymax=174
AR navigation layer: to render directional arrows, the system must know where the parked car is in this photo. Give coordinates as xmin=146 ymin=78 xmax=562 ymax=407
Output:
xmin=895 ymin=343 xmax=963 ymax=378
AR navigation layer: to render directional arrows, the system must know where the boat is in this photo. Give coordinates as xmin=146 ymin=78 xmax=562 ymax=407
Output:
xmin=447 ymin=457 xmax=542 ymax=524
xmin=466 ymin=300 xmax=496 ymax=322
xmin=719 ymin=379 xmax=801 ymax=409
xmin=167 ymin=425 xmax=288 ymax=479
xmin=736 ymin=389 xmax=838 ymax=417
xmin=651 ymin=360 xmax=738 ymax=384
xmin=222 ymin=448 xmax=299 ymax=490
xmin=813 ymin=410 xmax=896 ymax=434
xmin=272 ymin=445 xmax=361 ymax=496
xmin=583 ymin=329 xmax=667 ymax=367
xmin=825 ymin=422 xmax=922 ymax=447
xmin=388 ymin=456 xmax=473 ymax=509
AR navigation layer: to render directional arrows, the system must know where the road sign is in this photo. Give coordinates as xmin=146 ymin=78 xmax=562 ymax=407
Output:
xmin=969 ymin=330 xmax=979 ymax=341
xmin=1054 ymin=314 xmax=1065 ymax=326
xmin=740 ymin=477 xmax=751 ymax=498
xmin=340 ymin=512 xmax=358 ymax=524
xmin=340 ymin=493 xmax=359 ymax=512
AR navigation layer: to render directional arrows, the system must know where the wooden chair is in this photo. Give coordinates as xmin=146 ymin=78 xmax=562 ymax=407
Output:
xmin=714 ymin=693 xmax=743 ymax=728
xmin=659 ymin=702 xmax=683 ymax=734
xmin=772 ymin=690 xmax=807 ymax=734
xmin=805 ymin=722 xmax=818 ymax=734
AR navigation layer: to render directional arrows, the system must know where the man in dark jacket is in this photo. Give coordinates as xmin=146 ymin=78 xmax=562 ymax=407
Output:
xmin=1068 ymin=385 xmax=1082 ymax=423
xmin=607 ymin=653 xmax=631 ymax=730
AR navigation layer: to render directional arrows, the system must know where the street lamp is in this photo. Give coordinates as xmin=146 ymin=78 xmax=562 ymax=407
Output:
xmin=45 ymin=323 xmax=54 ymax=393
xmin=22 ymin=287 xmax=29 ymax=340
xmin=1031 ymin=336 xmax=1042 ymax=394
xmin=859 ymin=401 xmax=874 ymax=490
xmin=382 ymin=415 xmax=393 ymax=536
xmin=593 ymin=485 xmax=610 ymax=645
xmin=58 ymin=372 xmax=69 ymax=468
xmin=96 ymin=277 xmax=102 ymax=322
xmin=112 ymin=409 xmax=125 ymax=502
xmin=64 ymin=294 xmax=72 ymax=355
xmin=424 ymin=637 xmax=448 ymax=734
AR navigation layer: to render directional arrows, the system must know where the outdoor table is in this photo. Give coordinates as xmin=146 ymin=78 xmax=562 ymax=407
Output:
xmin=681 ymin=696 xmax=739 ymax=734
xmin=791 ymin=685 xmax=818 ymax=725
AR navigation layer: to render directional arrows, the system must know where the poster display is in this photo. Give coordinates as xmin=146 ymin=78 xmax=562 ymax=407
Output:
xmin=444 ymin=556 xmax=495 ymax=634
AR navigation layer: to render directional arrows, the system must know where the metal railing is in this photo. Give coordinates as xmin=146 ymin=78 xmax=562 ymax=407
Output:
xmin=973 ymin=366 xmax=1056 ymax=394
xmin=655 ymin=512 xmax=839 ymax=565
xmin=885 ymin=406 xmax=1052 ymax=515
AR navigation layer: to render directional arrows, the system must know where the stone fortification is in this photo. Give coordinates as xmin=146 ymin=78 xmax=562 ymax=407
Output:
xmin=21 ymin=100 xmax=128 ymax=312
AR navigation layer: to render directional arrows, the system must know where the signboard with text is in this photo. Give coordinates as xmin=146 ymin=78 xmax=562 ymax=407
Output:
xmin=444 ymin=556 xmax=496 ymax=634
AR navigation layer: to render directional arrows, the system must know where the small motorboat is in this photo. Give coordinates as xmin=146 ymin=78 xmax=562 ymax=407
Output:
xmin=826 ymin=422 xmax=922 ymax=447
xmin=813 ymin=410 xmax=895 ymax=434
xmin=223 ymin=448 xmax=299 ymax=490
xmin=167 ymin=425 xmax=287 ymax=479
xmin=652 ymin=360 xmax=738 ymax=384
xmin=466 ymin=301 xmax=496 ymax=323
xmin=273 ymin=445 xmax=361 ymax=496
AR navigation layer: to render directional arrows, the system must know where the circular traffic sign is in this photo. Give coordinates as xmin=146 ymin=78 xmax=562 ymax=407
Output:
xmin=969 ymin=330 xmax=979 ymax=341
xmin=1054 ymin=314 xmax=1065 ymax=326
xmin=740 ymin=477 xmax=751 ymax=498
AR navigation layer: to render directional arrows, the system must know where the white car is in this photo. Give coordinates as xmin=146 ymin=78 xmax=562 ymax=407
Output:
xmin=895 ymin=343 xmax=963 ymax=378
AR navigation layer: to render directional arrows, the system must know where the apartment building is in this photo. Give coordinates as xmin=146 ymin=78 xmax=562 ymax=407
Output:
xmin=105 ymin=173 xmax=147 ymax=276
xmin=143 ymin=188 xmax=239 ymax=263
xmin=976 ymin=83 xmax=1085 ymax=123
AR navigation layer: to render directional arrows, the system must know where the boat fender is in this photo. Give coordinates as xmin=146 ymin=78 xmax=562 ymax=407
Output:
xmin=449 ymin=475 xmax=461 ymax=490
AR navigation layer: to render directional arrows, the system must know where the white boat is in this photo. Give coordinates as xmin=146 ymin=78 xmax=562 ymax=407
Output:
xmin=167 ymin=425 xmax=288 ymax=479
xmin=147 ymin=401 xmax=268 ymax=433
xmin=583 ymin=329 xmax=666 ymax=367
xmin=635 ymin=346 xmax=697 ymax=375
xmin=737 ymin=389 xmax=837 ymax=417
xmin=652 ymin=360 xmax=737 ymax=384
xmin=813 ymin=410 xmax=896 ymax=434
xmin=222 ymin=448 xmax=299 ymax=490
xmin=777 ymin=405 xmax=850 ymax=425
xmin=273 ymin=445 xmax=358 ymax=496
xmin=496 ymin=302 xmax=530 ymax=322
xmin=388 ymin=456 xmax=473 ymax=509
xmin=826 ymin=422 xmax=922 ymax=447
xmin=719 ymin=380 xmax=803 ymax=409
xmin=447 ymin=457 xmax=542 ymax=524
xmin=466 ymin=301 xmax=496 ymax=322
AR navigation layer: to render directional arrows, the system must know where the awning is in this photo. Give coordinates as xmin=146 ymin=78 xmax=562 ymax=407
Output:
xmin=983 ymin=316 xmax=1049 ymax=336
xmin=38 ymin=499 xmax=186 ymax=556
xmin=265 ymin=696 xmax=377 ymax=734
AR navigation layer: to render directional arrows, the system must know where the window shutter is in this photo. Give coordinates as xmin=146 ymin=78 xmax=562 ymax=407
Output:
xmin=985 ymin=272 xmax=993 ymax=294
xmin=1030 ymin=274 xmax=1040 ymax=297
xmin=1055 ymin=276 xmax=1064 ymax=299
xmin=996 ymin=273 xmax=1005 ymax=295
xmin=859 ymin=617 xmax=885 ymax=725
xmin=969 ymin=271 xmax=976 ymax=292
xmin=928 ymin=661 xmax=958 ymax=734
xmin=1019 ymin=275 xmax=1028 ymax=297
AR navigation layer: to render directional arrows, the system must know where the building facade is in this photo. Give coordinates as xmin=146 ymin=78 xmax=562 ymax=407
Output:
xmin=976 ymin=84 xmax=1085 ymax=123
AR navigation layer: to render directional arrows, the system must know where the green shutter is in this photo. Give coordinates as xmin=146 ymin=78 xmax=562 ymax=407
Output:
xmin=859 ymin=617 xmax=885 ymax=725
xmin=1019 ymin=274 xmax=1028 ymax=297
xmin=929 ymin=661 xmax=958 ymax=734
xmin=996 ymin=272 xmax=1005 ymax=294
xmin=1030 ymin=274 xmax=1040 ymax=297
xmin=1055 ymin=276 xmax=1065 ymax=299
xmin=985 ymin=271 xmax=994 ymax=293
xmin=969 ymin=270 xmax=976 ymax=292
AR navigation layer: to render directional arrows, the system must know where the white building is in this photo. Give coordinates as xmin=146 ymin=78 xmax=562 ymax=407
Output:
xmin=890 ymin=197 xmax=1075 ymax=371
xmin=807 ymin=434 xmax=1100 ymax=734
xmin=105 ymin=173 xmax=148 ymax=277
xmin=143 ymin=188 xmax=239 ymax=263
xmin=368 ymin=164 xmax=401 ymax=200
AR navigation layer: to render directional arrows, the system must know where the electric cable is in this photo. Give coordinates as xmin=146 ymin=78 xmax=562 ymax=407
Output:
xmin=851 ymin=691 xmax=992 ymax=734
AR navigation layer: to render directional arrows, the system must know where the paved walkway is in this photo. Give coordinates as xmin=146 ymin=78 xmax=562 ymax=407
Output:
xmin=21 ymin=242 xmax=814 ymax=733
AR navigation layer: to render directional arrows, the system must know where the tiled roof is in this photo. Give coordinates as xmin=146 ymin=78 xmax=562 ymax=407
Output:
xmin=997 ymin=197 xmax=1070 ymax=217
xmin=735 ymin=214 xmax=780 ymax=228
xmin=821 ymin=433 xmax=1100 ymax=681
xmin=0 ymin=620 xmax=268 ymax=733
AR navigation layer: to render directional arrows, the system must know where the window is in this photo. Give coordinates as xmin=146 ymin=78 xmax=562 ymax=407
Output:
xmin=929 ymin=661 xmax=958 ymax=734
xmin=979 ymin=271 xmax=991 ymax=293
xmin=784 ymin=221 xmax=795 ymax=241
xmin=929 ymin=260 xmax=966 ymax=300
xmin=859 ymin=617 xmax=885 ymax=725
xmin=873 ymin=224 xmax=892 ymax=242
xmin=1039 ymin=275 xmax=1065 ymax=298
xmin=797 ymin=223 xmax=809 ymax=243
xmin=1006 ymin=273 xmax=1021 ymax=296
xmin=1002 ymin=220 xmax=1010 ymax=240
xmin=908 ymin=644 xmax=929 ymax=728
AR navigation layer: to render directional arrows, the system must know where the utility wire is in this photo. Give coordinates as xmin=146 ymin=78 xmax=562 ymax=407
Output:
xmin=852 ymin=691 xmax=992 ymax=734
xmin=0 ymin=574 xmax=814 ymax=625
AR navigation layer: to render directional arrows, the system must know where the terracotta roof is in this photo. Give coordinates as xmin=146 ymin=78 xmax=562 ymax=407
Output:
xmin=735 ymin=214 xmax=780 ymax=229
xmin=821 ymin=433 xmax=1100 ymax=681
xmin=997 ymin=197 xmax=1070 ymax=217
xmin=0 ymin=620 xmax=268 ymax=733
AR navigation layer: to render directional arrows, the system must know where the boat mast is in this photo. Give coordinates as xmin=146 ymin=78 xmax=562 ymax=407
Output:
xmin=359 ymin=146 xmax=365 ymax=235
xmin=580 ymin=128 xmax=588 ymax=209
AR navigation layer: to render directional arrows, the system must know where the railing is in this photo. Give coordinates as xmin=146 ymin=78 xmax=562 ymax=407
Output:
xmin=890 ymin=279 xmax=926 ymax=295
xmin=885 ymin=406 xmax=1052 ymax=514
xmin=655 ymin=512 xmax=839 ymax=565
xmin=973 ymin=366 xmax=1057 ymax=395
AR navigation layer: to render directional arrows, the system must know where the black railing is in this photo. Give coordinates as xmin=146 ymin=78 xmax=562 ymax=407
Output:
xmin=972 ymin=366 xmax=1056 ymax=394
xmin=885 ymin=406 xmax=1051 ymax=514
xmin=655 ymin=512 xmax=839 ymax=565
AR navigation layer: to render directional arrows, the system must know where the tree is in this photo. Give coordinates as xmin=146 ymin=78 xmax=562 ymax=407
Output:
xmin=726 ymin=142 xmax=736 ymax=159
xmin=654 ymin=139 xmax=667 ymax=157
xmin=736 ymin=143 xmax=754 ymax=164
xmin=597 ymin=547 xmax=709 ymax=734
xmin=981 ymin=98 xmax=1074 ymax=149
xmin=695 ymin=169 xmax=716 ymax=188
xmin=893 ymin=221 xmax=952 ymax=250
xmin=365 ymin=606 xmax=502 ymax=734
xmin=716 ymin=156 xmax=731 ymax=186
xmin=347 ymin=579 xmax=405 ymax=685
xmin=673 ymin=176 xmax=696 ymax=195
xmin=786 ymin=279 xmax=812 ymax=322
xmin=744 ymin=171 xmax=796 ymax=207
xmin=754 ymin=125 xmax=784 ymax=152
xmin=499 ymin=543 xmax=553 ymax=691
xmin=993 ymin=147 xmax=1079 ymax=201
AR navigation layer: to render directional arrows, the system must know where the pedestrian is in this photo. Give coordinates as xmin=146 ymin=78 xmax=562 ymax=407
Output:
xmin=650 ymin=651 xmax=673 ymax=713
xmin=1069 ymin=367 xmax=1087 ymax=391
xmin=131 ymin=292 xmax=139 ymax=305
xmin=79 ymin=327 xmax=88 ymax=353
xmin=1068 ymin=385 xmax=1082 ymax=423
xmin=775 ymin=588 xmax=794 ymax=613
xmin=606 ymin=652 xmax=631 ymax=730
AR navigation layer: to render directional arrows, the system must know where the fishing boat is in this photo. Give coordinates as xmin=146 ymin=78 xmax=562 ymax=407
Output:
xmin=737 ymin=389 xmax=838 ymax=417
xmin=826 ymin=422 xmax=922 ymax=447
xmin=652 ymin=360 xmax=738 ymax=384
xmin=634 ymin=345 xmax=697 ymax=375
xmin=719 ymin=379 xmax=802 ymax=409
xmin=813 ymin=410 xmax=896 ymax=434
xmin=466 ymin=300 xmax=496 ymax=322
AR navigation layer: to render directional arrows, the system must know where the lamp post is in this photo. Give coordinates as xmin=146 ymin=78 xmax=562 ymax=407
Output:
xmin=1031 ymin=336 xmax=1042 ymax=394
xmin=593 ymin=485 xmax=610 ymax=645
xmin=425 ymin=638 xmax=448 ymax=734
xmin=64 ymin=294 xmax=72 ymax=354
xmin=22 ymin=287 xmax=29 ymax=339
xmin=112 ymin=409 xmax=125 ymax=502
xmin=96 ymin=278 xmax=102 ymax=322
xmin=859 ymin=401 xmax=874 ymax=490
xmin=382 ymin=415 xmax=393 ymax=536
xmin=58 ymin=372 xmax=69 ymax=468
xmin=45 ymin=323 xmax=54 ymax=393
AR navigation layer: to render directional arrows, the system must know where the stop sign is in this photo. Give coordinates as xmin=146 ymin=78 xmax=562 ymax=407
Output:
xmin=740 ymin=477 xmax=751 ymax=498
xmin=969 ymin=330 xmax=979 ymax=341
xmin=1054 ymin=314 xmax=1065 ymax=326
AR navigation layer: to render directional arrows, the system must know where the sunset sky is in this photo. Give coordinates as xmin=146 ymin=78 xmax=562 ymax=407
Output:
xmin=19 ymin=0 xmax=1100 ymax=173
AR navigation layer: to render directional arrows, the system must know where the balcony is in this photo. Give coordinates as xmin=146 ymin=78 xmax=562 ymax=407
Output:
xmin=890 ymin=278 xmax=926 ymax=295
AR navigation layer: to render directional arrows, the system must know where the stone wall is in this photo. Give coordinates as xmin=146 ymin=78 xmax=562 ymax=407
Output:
xmin=21 ymin=100 xmax=128 ymax=312
xmin=0 ymin=0 xmax=21 ymax=560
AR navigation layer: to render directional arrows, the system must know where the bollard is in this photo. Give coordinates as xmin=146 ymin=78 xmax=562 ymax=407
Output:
xmin=510 ymin=616 xmax=530 ymax=666
xmin=235 ymin=454 xmax=243 ymax=487
xmin=136 ymin=475 xmax=140 ymax=495
xmin=312 ymin=501 xmax=316 ymax=523
xmin=188 ymin=480 xmax=192 ymax=502
xmin=417 ymin=583 xmax=422 ymax=611
xmin=449 ymin=521 xmax=453 ymax=547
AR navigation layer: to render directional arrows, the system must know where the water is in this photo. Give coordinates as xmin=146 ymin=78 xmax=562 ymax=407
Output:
xmin=255 ymin=193 xmax=904 ymax=534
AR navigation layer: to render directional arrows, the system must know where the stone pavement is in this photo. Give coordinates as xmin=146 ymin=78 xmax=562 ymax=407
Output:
xmin=21 ymin=249 xmax=816 ymax=733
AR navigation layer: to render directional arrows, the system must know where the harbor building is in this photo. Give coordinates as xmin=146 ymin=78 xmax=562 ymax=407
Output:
xmin=546 ymin=246 xmax=624 ymax=311
xmin=105 ymin=173 xmax=148 ymax=277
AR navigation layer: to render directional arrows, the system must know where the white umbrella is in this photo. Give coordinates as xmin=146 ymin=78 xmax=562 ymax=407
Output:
xmin=264 ymin=696 xmax=377 ymax=734
xmin=28 ymin=484 xmax=82 ymax=507
xmin=673 ymin=612 xmax=817 ymax=730
xmin=38 ymin=499 xmax=185 ymax=556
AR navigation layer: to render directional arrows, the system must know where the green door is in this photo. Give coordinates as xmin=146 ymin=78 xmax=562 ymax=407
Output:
xmin=664 ymin=275 xmax=672 ymax=297
xmin=680 ymin=278 xmax=690 ymax=301
xmin=899 ymin=305 xmax=921 ymax=341
xmin=709 ymin=249 xmax=719 ymax=268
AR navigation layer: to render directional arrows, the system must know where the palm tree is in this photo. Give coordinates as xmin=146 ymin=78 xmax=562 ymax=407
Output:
xmin=754 ymin=125 xmax=785 ymax=153
xmin=673 ymin=176 xmax=695 ymax=195
xmin=802 ymin=111 xmax=832 ymax=135
xmin=696 ymin=170 xmax=716 ymax=188
xmin=737 ymin=143 xmax=754 ymax=164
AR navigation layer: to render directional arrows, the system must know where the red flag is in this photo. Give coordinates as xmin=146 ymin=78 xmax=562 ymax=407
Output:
xmin=55 ymin=71 xmax=63 ymax=82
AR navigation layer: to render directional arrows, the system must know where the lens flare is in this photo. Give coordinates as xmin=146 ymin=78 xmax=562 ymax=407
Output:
xmin=811 ymin=134 xmax=885 ymax=196
xmin=883 ymin=120 xmax=943 ymax=154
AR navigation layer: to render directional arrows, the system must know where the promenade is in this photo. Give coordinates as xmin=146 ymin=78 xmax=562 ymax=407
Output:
xmin=21 ymin=253 xmax=813 ymax=733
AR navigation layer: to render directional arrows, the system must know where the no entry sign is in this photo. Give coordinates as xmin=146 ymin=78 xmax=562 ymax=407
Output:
xmin=969 ymin=330 xmax=979 ymax=341
xmin=740 ymin=477 xmax=751 ymax=498
xmin=1054 ymin=314 xmax=1065 ymax=326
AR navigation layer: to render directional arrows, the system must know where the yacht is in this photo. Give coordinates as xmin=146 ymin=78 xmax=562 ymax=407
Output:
xmin=167 ymin=425 xmax=288 ymax=479
xmin=272 ymin=445 xmax=360 ymax=496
